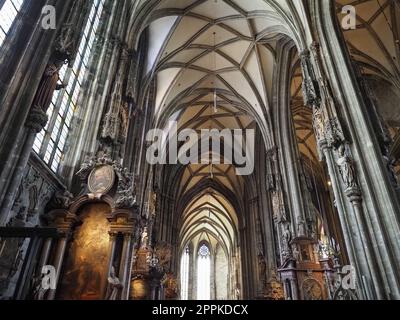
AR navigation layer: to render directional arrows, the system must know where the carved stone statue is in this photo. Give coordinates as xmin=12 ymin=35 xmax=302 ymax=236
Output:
xmin=107 ymin=266 xmax=123 ymax=300
xmin=258 ymin=253 xmax=267 ymax=286
xmin=140 ymin=227 xmax=149 ymax=249
xmin=297 ymin=218 xmax=307 ymax=236
xmin=312 ymin=106 xmax=325 ymax=142
xmin=32 ymin=60 xmax=66 ymax=113
xmin=293 ymin=246 xmax=301 ymax=261
xmin=120 ymin=101 xmax=130 ymax=139
xmin=281 ymin=224 xmax=292 ymax=258
xmin=336 ymin=144 xmax=358 ymax=190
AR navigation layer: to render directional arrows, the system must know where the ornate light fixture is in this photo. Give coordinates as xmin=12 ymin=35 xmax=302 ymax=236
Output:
xmin=213 ymin=31 xmax=218 ymax=114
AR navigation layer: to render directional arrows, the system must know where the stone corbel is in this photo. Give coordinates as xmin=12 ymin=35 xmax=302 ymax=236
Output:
xmin=25 ymin=105 xmax=49 ymax=133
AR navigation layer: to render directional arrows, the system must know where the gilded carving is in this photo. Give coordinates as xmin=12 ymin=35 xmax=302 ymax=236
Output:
xmin=302 ymin=278 xmax=323 ymax=300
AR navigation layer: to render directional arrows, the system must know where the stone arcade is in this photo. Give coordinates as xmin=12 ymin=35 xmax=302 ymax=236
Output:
xmin=0 ymin=0 xmax=399 ymax=301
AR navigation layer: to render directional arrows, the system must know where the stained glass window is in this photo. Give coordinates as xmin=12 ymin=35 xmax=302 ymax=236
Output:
xmin=180 ymin=246 xmax=190 ymax=300
xmin=33 ymin=0 xmax=105 ymax=172
xmin=197 ymin=244 xmax=211 ymax=300
xmin=0 ymin=0 xmax=24 ymax=47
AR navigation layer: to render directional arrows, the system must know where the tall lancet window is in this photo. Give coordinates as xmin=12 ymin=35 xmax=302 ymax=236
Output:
xmin=197 ymin=244 xmax=211 ymax=300
xmin=180 ymin=246 xmax=190 ymax=300
xmin=0 ymin=0 xmax=24 ymax=47
xmin=33 ymin=0 xmax=105 ymax=172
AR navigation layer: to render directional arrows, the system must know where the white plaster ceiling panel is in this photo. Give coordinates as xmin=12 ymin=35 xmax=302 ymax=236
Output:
xmin=147 ymin=16 xmax=178 ymax=73
xmin=232 ymin=0 xmax=274 ymax=12
xmin=222 ymin=19 xmax=252 ymax=38
xmin=258 ymin=45 xmax=275 ymax=100
xmin=192 ymin=25 xmax=238 ymax=46
xmin=168 ymin=48 xmax=206 ymax=64
xmin=164 ymin=69 xmax=207 ymax=106
xmin=156 ymin=0 xmax=198 ymax=10
xmin=252 ymin=17 xmax=281 ymax=35
xmin=219 ymin=71 xmax=263 ymax=114
xmin=162 ymin=16 xmax=209 ymax=56
xmin=244 ymin=50 xmax=267 ymax=106
xmin=190 ymin=0 xmax=239 ymax=19
xmin=218 ymin=40 xmax=251 ymax=64
xmin=192 ymin=52 xmax=234 ymax=70
xmin=155 ymin=67 xmax=181 ymax=113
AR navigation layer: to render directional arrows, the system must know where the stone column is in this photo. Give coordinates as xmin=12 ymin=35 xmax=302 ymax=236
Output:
xmin=107 ymin=232 xmax=118 ymax=274
xmin=120 ymin=232 xmax=133 ymax=300
xmin=290 ymin=277 xmax=299 ymax=300
xmin=104 ymin=232 xmax=117 ymax=299
xmin=47 ymin=235 xmax=69 ymax=300
xmin=0 ymin=108 xmax=47 ymax=225
xmin=318 ymin=141 xmax=367 ymax=298
xmin=315 ymin=114 xmax=390 ymax=299
xmin=309 ymin=34 xmax=400 ymax=298
xmin=38 ymin=238 xmax=53 ymax=273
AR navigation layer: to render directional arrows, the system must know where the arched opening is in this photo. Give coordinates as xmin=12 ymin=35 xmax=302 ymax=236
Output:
xmin=177 ymin=191 xmax=240 ymax=300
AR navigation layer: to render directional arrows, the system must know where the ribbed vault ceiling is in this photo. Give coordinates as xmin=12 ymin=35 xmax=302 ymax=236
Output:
xmin=179 ymin=191 xmax=238 ymax=256
xmin=137 ymin=0 xmax=304 ymax=132
xmin=336 ymin=0 xmax=400 ymax=87
xmin=140 ymin=0 xmax=297 ymax=202
xmin=337 ymin=0 xmax=400 ymax=160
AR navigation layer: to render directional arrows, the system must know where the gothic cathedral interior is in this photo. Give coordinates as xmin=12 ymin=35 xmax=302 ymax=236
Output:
xmin=0 ymin=0 xmax=400 ymax=301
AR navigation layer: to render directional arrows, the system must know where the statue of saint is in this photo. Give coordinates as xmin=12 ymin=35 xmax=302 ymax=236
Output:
xmin=141 ymin=227 xmax=149 ymax=249
xmin=312 ymin=106 xmax=325 ymax=142
xmin=336 ymin=144 xmax=357 ymax=190
xmin=107 ymin=266 xmax=123 ymax=300
xmin=297 ymin=218 xmax=307 ymax=236
xmin=282 ymin=224 xmax=292 ymax=258
xmin=293 ymin=246 xmax=301 ymax=261
xmin=32 ymin=59 xmax=66 ymax=112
